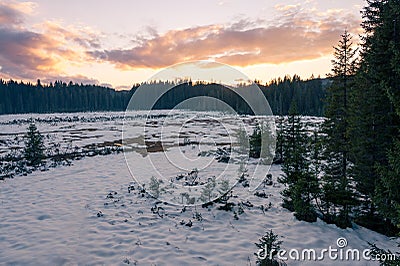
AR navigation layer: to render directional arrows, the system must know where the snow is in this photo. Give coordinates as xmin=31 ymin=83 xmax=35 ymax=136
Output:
xmin=0 ymin=111 xmax=398 ymax=265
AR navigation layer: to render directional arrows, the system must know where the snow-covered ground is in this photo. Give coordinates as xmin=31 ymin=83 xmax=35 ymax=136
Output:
xmin=0 ymin=112 xmax=129 ymax=156
xmin=0 ymin=111 xmax=398 ymax=265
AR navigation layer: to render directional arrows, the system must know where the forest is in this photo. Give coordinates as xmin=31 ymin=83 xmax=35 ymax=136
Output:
xmin=0 ymin=76 xmax=327 ymax=116
xmin=275 ymin=0 xmax=400 ymax=245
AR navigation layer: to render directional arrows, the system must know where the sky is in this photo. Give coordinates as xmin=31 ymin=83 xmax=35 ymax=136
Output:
xmin=0 ymin=0 xmax=364 ymax=89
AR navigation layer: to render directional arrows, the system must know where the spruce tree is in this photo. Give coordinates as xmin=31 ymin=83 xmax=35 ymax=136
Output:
xmin=348 ymin=0 xmax=400 ymax=231
xmin=274 ymin=116 xmax=285 ymax=164
xmin=250 ymin=125 xmax=262 ymax=158
xmin=383 ymin=1 xmax=400 ymax=231
xmin=279 ymin=101 xmax=318 ymax=222
xmin=255 ymin=230 xmax=283 ymax=266
xmin=373 ymin=1 xmax=400 ymax=231
xmin=24 ymin=122 xmax=45 ymax=167
xmin=375 ymin=140 xmax=400 ymax=233
xmin=321 ymin=30 xmax=358 ymax=228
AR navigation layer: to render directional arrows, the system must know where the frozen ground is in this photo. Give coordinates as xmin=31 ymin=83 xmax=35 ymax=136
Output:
xmin=0 ymin=112 xmax=129 ymax=157
xmin=0 ymin=111 xmax=398 ymax=265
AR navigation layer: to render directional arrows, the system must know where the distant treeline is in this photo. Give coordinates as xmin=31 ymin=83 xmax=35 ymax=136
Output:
xmin=0 ymin=75 xmax=328 ymax=116
xmin=260 ymin=75 xmax=327 ymax=116
xmin=0 ymin=80 xmax=133 ymax=114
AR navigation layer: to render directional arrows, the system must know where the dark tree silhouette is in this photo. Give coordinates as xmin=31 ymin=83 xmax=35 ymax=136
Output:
xmin=24 ymin=122 xmax=45 ymax=167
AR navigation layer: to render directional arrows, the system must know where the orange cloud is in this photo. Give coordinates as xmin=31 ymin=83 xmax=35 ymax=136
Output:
xmin=42 ymin=21 xmax=101 ymax=49
xmin=274 ymin=4 xmax=301 ymax=12
xmin=0 ymin=1 xmax=98 ymax=82
xmin=0 ymin=1 xmax=362 ymax=85
xmin=0 ymin=1 xmax=28 ymax=25
xmin=89 ymin=7 xmax=361 ymax=69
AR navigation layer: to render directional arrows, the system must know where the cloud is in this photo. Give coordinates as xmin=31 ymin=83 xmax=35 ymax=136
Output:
xmin=0 ymin=1 xmax=98 ymax=82
xmin=0 ymin=25 xmax=79 ymax=79
xmin=88 ymin=7 xmax=361 ymax=69
xmin=115 ymin=85 xmax=133 ymax=90
xmin=40 ymin=74 xmax=100 ymax=85
xmin=99 ymin=82 xmax=113 ymax=88
xmin=42 ymin=21 xmax=101 ymax=49
xmin=0 ymin=3 xmax=23 ymax=25
xmin=0 ymin=1 xmax=36 ymax=25
xmin=0 ymin=1 xmax=362 ymax=85
xmin=274 ymin=4 xmax=301 ymax=12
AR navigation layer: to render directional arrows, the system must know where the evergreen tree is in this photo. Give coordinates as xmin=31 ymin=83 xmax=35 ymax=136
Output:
xmin=389 ymin=24 xmax=400 ymax=117
xmin=375 ymin=140 xmax=400 ymax=232
xmin=24 ymin=122 xmax=45 ymax=167
xmin=254 ymin=230 xmax=283 ymax=266
xmin=369 ymin=242 xmax=400 ymax=266
xmin=321 ymin=30 xmax=358 ymax=228
xmin=274 ymin=116 xmax=285 ymax=164
xmin=279 ymin=101 xmax=318 ymax=222
xmin=348 ymin=0 xmax=400 ymax=232
xmin=370 ymin=2 xmax=400 ymax=234
xmin=250 ymin=125 xmax=262 ymax=158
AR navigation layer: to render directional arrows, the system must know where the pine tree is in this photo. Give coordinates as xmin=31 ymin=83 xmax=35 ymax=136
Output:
xmin=369 ymin=242 xmax=400 ymax=266
xmin=375 ymin=140 xmax=400 ymax=233
xmin=274 ymin=116 xmax=285 ymax=164
xmin=371 ymin=2 xmax=400 ymax=232
xmin=321 ymin=30 xmax=358 ymax=228
xmin=248 ymin=122 xmax=276 ymax=162
xmin=279 ymin=101 xmax=318 ymax=222
xmin=372 ymin=2 xmax=400 ymax=234
xmin=383 ymin=1 xmax=400 ymax=233
xmin=348 ymin=0 xmax=400 ymax=231
xmin=250 ymin=125 xmax=262 ymax=158
xmin=384 ymin=1 xmax=400 ymax=118
xmin=24 ymin=122 xmax=45 ymax=167
xmin=255 ymin=230 xmax=283 ymax=266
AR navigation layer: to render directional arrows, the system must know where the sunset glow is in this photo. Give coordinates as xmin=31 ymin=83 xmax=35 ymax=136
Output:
xmin=0 ymin=0 xmax=364 ymax=89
